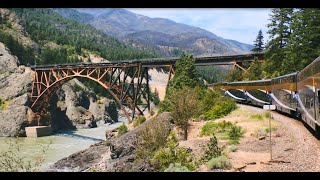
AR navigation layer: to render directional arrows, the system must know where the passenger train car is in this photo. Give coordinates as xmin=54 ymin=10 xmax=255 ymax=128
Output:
xmin=211 ymin=57 xmax=320 ymax=135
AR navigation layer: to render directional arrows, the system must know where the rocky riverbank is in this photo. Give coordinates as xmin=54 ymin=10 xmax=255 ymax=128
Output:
xmin=48 ymin=112 xmax=173 ymax=172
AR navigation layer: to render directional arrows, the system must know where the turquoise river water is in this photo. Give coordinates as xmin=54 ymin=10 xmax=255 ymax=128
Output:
xmin=0 ymin=117 xmax=128 ymax=171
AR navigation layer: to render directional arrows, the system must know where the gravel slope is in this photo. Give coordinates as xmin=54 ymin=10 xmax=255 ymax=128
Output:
xmin=241 ymin=105 xmax=320 ymax=172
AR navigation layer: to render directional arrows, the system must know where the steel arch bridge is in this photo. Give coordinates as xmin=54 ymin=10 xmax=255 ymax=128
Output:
xmin=30 ymin=63 xmax=151 ymax=121
xmin=30 ymin=52 xmax=264 ymax=122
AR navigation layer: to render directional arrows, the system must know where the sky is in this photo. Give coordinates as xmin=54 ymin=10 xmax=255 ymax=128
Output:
xmin=127 ymin=8 xmax=271 ymax=45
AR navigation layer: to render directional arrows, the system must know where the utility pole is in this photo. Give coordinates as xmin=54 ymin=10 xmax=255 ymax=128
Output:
xmin=269 ymin=105 xmax=272 ymax=161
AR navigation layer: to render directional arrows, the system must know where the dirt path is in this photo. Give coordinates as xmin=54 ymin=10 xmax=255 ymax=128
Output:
xmin=180 ymin=104 xmax=320 ymax=172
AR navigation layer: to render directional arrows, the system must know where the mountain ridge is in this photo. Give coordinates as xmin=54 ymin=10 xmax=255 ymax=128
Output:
xmin=54 ymin=8 xmax=254 ymax=57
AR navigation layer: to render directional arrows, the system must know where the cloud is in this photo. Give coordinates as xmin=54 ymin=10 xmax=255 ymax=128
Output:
xmin=126 ymin=8 xmax=271 ymax=44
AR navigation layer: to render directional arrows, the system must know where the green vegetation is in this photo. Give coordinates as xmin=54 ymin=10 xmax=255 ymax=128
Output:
xmin=133 ymin=116 xmax=146 ymax=127
xmin=0 ymin=98 xmax=5 ymax=110
xmin=11 ymin=8 xmax=158 ymax=64
xmin=251 ymin=29 xmax=264 ymax=52
xmin=169 ymin=86 xmax=200 ymax=140
xmin=205 ymin=98 xmax=237 ymax=120
xmin=228 ymin=144 xmax=238 ymax=152
xmin=151 ymin=131 xmax=196 ymax=172
xmin=1 ymin=9 xmax=160 ymax=103
xmin=135 ymin=117 xmax=171 ymax=162
xmin=0 ymin=7 xmax=161 ymax=107
xmin=228 ymin=124 xmax=244 ymax=141
xmin=196 ymin=66 xmax=227 ymax=84
xmin=160 ymin=53 xmax=203 ymax=113
xmin=254 ymin=128 xmax=267 ymax=138
xmin=117 ymin=123 xmax=128 ymax=137
xmin=200 ymin=121 xmax=233 ymax=137
xmin=242 ymin=59 xmax=265 ymax=81
xmin=250 ymin=114 xmax=264 ymax=120
xmin=0 ymin=138 xmax=53 ymax=172
xmin=207 ymin=155 xmax=232 ymax=170
xmin=198 ymin=90 xmax=221 ymax=114
xmin=265 ymin=127 xmax=277 ymax=133
xmin=200 ymin=122 xmax=217 ymax=137
xmin=150 ymin=89 xmax=160 ymax=106
xmin=150 ymin=108 xmax=155 ymax=116
xmin=164 ymin=163 xmax=191 ymax=172
xmin=227 ymin=8 xmax=320 ymax=81
xmin=0 ymin=98 xmax=8 ymax=111
xmin=264 ymin=112 xmax=272 ymax=119
xmin=200 ymin=121 xmax=244 ymax=145
xmin=201 ymin=136 xmax=224 ymax=163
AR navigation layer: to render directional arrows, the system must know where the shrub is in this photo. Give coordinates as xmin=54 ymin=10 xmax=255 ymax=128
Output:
xmin=151 ymin=131 xmax=196 ymax=172
xmin=250 ymin=114 xmax=263 ymax=120
xmin=207 ymin=155 xmax=232 ymax=170
xmin=201 ymin=121 xmax=234 ymax=137
xmin=164 ymin=163 xmax=191 ymax=172
xmin=199 ymin=90 xmax=221 ymax=114
xmin=150 ymin=90 xmax=160 ymax=106
xmin=150 ymin=108 xmax=155 ymax=116
xmin=201 ymin=136 xmax=224 ymax=163
xmin=133 ymin=116 xmax=146 ymax=127
xmin=254 ymin=128 xmax=267 ymax=137
xmin=216 ymin=120 xmax=233 ymax=132
xmin=265 ymin=127 xmax=277 ymax=133
xmin=205 ymin=98 xmax=237 ymax=120
xmin=228 ymin=140 xmax=240 ymax=145
xmin=228 ymin=124 xmax=244 ymax=141
xmin=200 ymin=122 xmax=217 ymax=136
xmin=0 ymin=98 xmax=7 ymax=111
xmin=228 ymin=145 xmax=238 ymax=152
xmin=117 ymin=123 xmax=128 ymax=137
xmin=170 ymin=86 xmax=200 ymax=140
xmin=135 ymin=118 xmax=171 ymax=161
xmin=264 ymin=112 xmax=272 ymax=119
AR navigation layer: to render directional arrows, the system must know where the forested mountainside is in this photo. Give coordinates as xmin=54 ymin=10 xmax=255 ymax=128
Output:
xmin=0 ymin=8 xmax=228 ymax=84
xmin=54 ymin=8 xmax=253 ymax=57
xmin=0 ymin=8 xmax=159 ymax=66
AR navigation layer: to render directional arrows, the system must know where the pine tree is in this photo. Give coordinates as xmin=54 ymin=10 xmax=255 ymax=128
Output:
xmin=159 ymin=52 xmax=204 ymax=112
xmin=251 ymin=30 xmax=264 ymax=52
xmin=285 ymin=8 xmax=320 ymax=72
xmin=264 ymin=8 xmax=294 ymax=76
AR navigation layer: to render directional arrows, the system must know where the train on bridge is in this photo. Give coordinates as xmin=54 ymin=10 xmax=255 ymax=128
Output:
xmin=211 ymin=56 xmax=320 ymax=136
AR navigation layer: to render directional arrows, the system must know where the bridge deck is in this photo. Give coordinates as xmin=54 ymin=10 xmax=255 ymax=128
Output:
xmin=30 ymin=52 xmax=264 ymax=70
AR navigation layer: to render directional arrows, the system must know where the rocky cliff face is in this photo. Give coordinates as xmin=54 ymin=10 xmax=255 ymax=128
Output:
xmin=0 ymin=42 xmax=119 ymax=136
xmin=0 ymin=42 xmax=36 ymax=137
xmin=51 ymin=80 xmax=119 ymax=131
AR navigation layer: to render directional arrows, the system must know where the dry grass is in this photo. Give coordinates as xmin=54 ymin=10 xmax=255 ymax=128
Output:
xmin=180 ymin=104 xmax=281 ymax=172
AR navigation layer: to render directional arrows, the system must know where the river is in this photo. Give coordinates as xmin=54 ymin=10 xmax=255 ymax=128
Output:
xmin=0 ymin=117 xmax=128 ymax=172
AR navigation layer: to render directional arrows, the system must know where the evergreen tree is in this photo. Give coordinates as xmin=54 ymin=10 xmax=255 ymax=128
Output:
xmin=284 ymin=8 xmax=320 ymax=72
xmin=159 ymin=52 xmax=204 ymax=112
xmin=263 ymin=8 xmax=320 ymax=76
xmin=264 ymin=8 xmax=294 ymax=76
xmin=251 ymin=30 xmax=264 ymax=52
xmin=167 ymin=53 xmax=202 ymax=94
